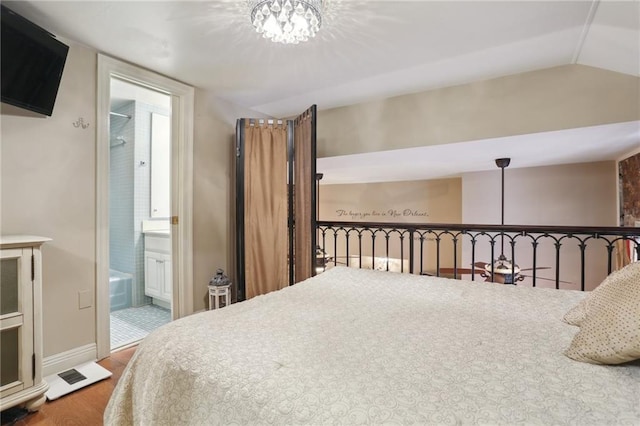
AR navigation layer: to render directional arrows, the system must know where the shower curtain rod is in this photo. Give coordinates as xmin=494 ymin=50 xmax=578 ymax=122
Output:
xmin=110 ymin=136 xmax=126 ymax=148
xmin=110 ymin=111 xmax=131 ymax=119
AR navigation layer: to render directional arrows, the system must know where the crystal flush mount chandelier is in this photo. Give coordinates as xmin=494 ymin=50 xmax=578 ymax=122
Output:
xmin=249 ymin=0 xmax=323 ymax=44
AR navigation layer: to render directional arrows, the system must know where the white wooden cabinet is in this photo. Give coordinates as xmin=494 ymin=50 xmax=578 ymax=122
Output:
xmin=0 ymin=236 xmax=50 ymax=412
xmin=144 ymin=232 xmax=172 ymax=305
xmin=145 ymin=251 xmax=172 ymax=302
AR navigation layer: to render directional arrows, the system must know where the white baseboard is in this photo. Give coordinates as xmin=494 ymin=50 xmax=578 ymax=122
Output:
xmin=43 ymin=343 xmax=97 ymax=377
xmin=152 ymin=298 xmax=171 ymax=310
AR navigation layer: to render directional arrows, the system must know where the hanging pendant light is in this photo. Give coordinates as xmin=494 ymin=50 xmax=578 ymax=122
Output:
xmin=249 ymin=0 xmax=323 ymax=44
xmin=484 ymin=157 xmax=522 ymax=284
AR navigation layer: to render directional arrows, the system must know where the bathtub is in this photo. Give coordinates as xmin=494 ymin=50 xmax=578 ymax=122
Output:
xmin=109 ymin=269 xmax=132 ymax=312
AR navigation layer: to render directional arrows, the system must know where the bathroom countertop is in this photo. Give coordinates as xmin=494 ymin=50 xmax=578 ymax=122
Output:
xmin=143 ymin=229 xmax=170 ymax=237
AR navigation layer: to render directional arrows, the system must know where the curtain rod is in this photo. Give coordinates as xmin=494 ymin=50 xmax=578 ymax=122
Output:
xmin=110 ymin=111 xmax=131 ymax=119
xmin=247 ymin=118 xmax=285 ymax=125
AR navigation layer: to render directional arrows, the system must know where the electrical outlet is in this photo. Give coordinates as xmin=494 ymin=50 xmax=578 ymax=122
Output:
xmin=78 ymin=290 xmax=92 ymax=309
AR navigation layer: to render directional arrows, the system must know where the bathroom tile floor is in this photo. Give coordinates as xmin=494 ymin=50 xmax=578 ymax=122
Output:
xmin=110 ymin=304 xmax=171 ymax=350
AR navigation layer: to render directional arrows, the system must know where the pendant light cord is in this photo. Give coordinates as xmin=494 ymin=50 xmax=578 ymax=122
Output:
xmin=494 ymin=158 xmax=511 ymax=258
xmin=501 ymin=163 xmax=505 ymax=255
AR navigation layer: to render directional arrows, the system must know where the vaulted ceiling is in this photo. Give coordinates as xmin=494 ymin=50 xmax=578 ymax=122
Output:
xmin=6 ymin=0 xmax=639 ymax=182
xmin=7 ymin=0 xmax=638 ymax=117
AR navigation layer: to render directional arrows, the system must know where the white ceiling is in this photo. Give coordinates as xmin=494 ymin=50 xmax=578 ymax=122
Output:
xmin=6 ymin=0 xmax=639 ymax=182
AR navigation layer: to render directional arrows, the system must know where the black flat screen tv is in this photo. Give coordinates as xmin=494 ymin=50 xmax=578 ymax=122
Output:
xmin=1 ymin=5 xmax=69 ymax=116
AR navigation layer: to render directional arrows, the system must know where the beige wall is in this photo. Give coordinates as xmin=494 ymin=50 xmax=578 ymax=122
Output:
xmin=1 ymin=42 xmax=98 ymax=356
xmin=462 ymin=161 xmax=618 ymax=226
xmin=461 ymin=161 xmax=618 ymax=290
xmin=320 ymin=178 xmax=461 ymax=223
xmin=317 ymin=65 xmax=639 ymax=157
xmin=192 ymin=92 xmax=234 ymax=311
xmin=319 ymin=179 xmax=461 ymax=272
xmin=192 ymin=93 xmax=267 ymax=309
xmin=0 ymin=43 xmax=247 ymax=357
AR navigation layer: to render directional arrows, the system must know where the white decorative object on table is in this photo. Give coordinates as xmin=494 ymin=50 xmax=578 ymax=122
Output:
xmin=208 ymin=269 xmax=231 ymax=310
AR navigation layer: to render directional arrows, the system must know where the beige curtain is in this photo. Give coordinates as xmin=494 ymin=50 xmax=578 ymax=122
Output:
xmin=244 ymin=121 xmax=288 ymax=299
xmin=294 ymin=112 xmax=314 ymax=283
xmin=614 ymin=239 xmax=631 ymax=271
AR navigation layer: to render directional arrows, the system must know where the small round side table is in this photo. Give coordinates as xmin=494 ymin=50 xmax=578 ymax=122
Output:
xmin=208 ymin=284 xmax=231 ymax=310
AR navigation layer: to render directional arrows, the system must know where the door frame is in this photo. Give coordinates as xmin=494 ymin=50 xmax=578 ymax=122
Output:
xmin=96 ymin=54 xmax=194 ymax=359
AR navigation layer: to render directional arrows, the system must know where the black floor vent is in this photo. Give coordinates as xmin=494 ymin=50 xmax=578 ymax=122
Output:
xmin=58 ymin=368 xmax=87 ymax=385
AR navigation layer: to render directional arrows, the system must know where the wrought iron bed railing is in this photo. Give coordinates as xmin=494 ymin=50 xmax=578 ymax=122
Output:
xmin=316 ymin=221 xmax=640 ymax=291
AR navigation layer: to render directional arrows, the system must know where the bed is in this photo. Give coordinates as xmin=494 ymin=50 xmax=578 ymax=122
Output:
xmin=104 ymin=266 xmax=640 ymax=425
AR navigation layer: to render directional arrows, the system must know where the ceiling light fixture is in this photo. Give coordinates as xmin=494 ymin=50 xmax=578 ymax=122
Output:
xmin=249 ymin=0 xmax=323 ymax=44
xmin=485 ymin=157 xmax=522 ymax=283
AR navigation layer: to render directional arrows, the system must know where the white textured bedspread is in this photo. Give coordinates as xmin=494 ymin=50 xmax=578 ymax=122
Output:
xmin=105 ymin=267 xmax=640 ymax=425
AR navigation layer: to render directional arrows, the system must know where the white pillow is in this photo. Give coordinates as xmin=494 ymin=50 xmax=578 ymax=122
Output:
xmin=564 ymin=261 xmax=640 ymax=364
xmin=562 ymin=266 xmax=627 ymax=326
xmin=562 ymin=294 xmax=589 ymax=326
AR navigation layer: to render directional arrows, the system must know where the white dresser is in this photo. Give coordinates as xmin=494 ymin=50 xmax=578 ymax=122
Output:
xmin=0 ymin=235 xmax=50 ymax=412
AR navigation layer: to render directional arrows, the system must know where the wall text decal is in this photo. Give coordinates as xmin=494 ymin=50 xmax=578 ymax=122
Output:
xmin=335 ymin=209 xmax=429 ymax=220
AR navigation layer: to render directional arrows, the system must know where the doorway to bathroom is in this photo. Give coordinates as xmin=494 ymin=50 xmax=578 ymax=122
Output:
xmin=96 ymin=54 xmax=195 ymax=360
xmin=108 ymin=78 xmax=172 ymax=350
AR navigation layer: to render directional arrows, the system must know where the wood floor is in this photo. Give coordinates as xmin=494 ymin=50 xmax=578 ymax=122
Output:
xmin=6 ymin=346 xmax=136 ymax=426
